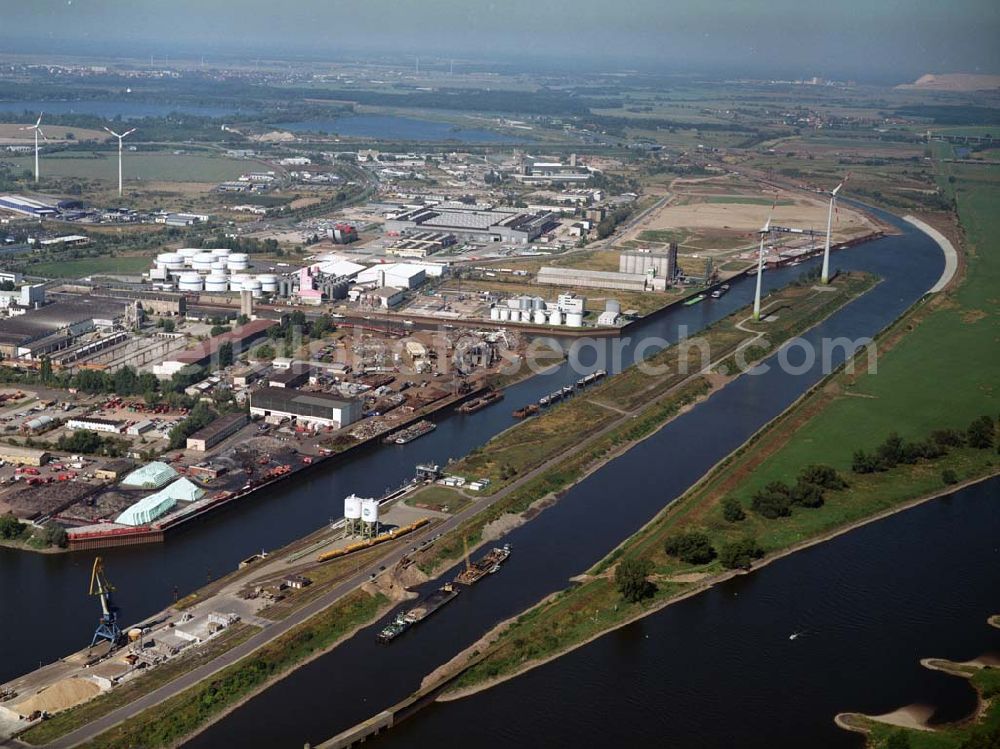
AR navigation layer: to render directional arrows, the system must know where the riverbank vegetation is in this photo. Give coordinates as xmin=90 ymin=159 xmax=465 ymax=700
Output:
xmin=440 ymin=164 xmax=998 ymax=696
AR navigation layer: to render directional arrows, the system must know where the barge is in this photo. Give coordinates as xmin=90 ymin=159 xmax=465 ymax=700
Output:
xmin=456 ymin=389 xmax=504 ymax=414
xmin=512 ymin=403 xmax=540 ymax=419
xmin=683 ymin=294 xmax=706 ymax=306
xmin=455 ymin=544 xmax=511 ymax=586
xmin=376 ymin=583 xmax=459 ymax=644
xmin=385 ymin=420 xmax=436 ymax=445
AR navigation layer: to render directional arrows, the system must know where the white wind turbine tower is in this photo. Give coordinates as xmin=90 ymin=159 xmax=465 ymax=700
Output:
xmin=753 ymin=210 xmax=774 ymax=321
xmin=19 ymin=113 xmax=47 ymax=183
xmin=821 ymin=175 xmax=849 ymax=284
xmin=104 ymin=127 xmax=137 ymax=197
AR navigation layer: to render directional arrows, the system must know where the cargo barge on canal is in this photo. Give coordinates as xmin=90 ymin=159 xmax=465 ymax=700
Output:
xmin=456 ymin=389 xmax=504 ymax=414
xmin=376 ymin=583 xmax=459 ymax=643
xmin=385 ymin=420 xmax=437 ymax=445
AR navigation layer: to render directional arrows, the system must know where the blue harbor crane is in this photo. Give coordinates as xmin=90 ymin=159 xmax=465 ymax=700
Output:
xmin=89 ymin=556 xmax=122 ymax=649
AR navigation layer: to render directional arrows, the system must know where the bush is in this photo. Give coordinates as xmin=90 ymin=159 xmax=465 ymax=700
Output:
xmin=722 ymin=497 xmax=746 ymax=522
xmin=0 ymin=513 xmax=26 ymax=540
xmin=614 ymin=557 xmax=654 ymax=603
xmin=941 ymin=468 xmax=959 ymax=485
xmin=852 ymin=449 xmax=883 ymax=474
xmin=719 ymin=537 xmax=764 ymax=570
xmin=663 ymin=531 xmax=716 ymax=565
xmin=967 ymin=415 xmax=995 ymax=449
xmin=876 ymin=432 xmax=905 ymax=469
xmin=789 ymin=480 xmax=825 ymax=508
xmin=931 ymin=428 xmax=965 ymax=448
xmin=751 ymin=481 xmax=792 ymax=519
xmin=798 ymin=464 xmax=848 ymax=490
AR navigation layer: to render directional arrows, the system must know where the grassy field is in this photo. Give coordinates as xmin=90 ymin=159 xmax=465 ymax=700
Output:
xmin=704 ymin=196 xmax=795 ymax=206
xmin=442 ymin=159 xmax=1000 ymax=697
xmin=9 ymin=152 xmax=250 ymax=183
xmin=76 ymin=589 xmax=385 ymax=749
xmin=24 ymin=255 xmax=153 ymax=278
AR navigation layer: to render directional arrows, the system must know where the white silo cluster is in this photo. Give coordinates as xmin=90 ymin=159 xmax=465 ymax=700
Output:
xmin=148 ymin=247 xmax=278 ymax=297
xmin=490 ymin=293 xmax=585 ymax=327
xmin=360 ymin=497 xmax=380 ymax=538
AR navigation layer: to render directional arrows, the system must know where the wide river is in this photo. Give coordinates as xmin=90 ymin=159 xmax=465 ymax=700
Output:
xmin=3 ymin=206 xmax=982 ymax=749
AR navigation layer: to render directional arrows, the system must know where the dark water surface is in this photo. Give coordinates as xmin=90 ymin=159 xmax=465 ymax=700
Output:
xmin=175 ymin=210 xmax=980 ymax=749
xmin=276 ymin=114 xmax=525 ymax=143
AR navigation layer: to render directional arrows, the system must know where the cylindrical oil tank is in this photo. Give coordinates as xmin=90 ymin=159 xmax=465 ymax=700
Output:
xmin=227 ymin=253 xmax=250 ymax=271
xmin=258 ymin=274 xmax=279 ymax=293
xmin=204 ymin=274 xmax=229 ymax=293
xmin=489 ymin=306 xmax=501 ymax=321
xmin=361 ymin=498 xmax=379 ymax=524
xmin=499 ymin=308 xmax=511 ymax=321
xmin=156 ymin=252 xmax=183 ymax=271
xmin=344 ymin=494 xmax=363 ymax=520
xmin=178 ymin=272 xmax=204 ymax=292
xmin=548 ymin=309 xmax=563 ymax=325
xmin=606 ymin=299 xmax=621 ymax=315
xmin=211 ymin=247 xmax=231 ymax=258
xmin=177 ymin=248 xmax=200 ymax=265
xmin=533 ymin=309 xmax=547 ymax=324
xmin=243 ymin=278 xmax=263 ymax=297
xmin=531 ymin=296 xmax=545 ymax=310
xmin=211 ymin=260 xmax=228 ymax=272
xmin=229 ymin=275 xmax=249 ymax=292
xmin=505 ymin=298 xmax=519 ymax=310
xmin=566 ymin=311 xmax=584 ymax=327
xmin=518 ymin=295 xmax=532 ymax=310
xmin=191 ymin=254 xmax=214 ymax=271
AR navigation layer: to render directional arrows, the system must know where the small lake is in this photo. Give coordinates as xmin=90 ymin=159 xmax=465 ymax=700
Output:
xmin=0 ymin=99 xmax=241 ymax=119
xmin=275 ymin=114 xmax=526 ymax=143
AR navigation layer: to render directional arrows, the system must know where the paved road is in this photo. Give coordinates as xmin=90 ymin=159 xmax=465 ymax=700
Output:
xmin=34 ymin=389 xmax=655 ymax=749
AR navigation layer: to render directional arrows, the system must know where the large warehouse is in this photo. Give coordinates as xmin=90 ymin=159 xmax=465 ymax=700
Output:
xmin=0 ymin=297 xmax=128 ymax=359
xmin=384 ymin=205 xmax=557 ymax=244
xmin=249 ymin=387 xmax=361 ymax=429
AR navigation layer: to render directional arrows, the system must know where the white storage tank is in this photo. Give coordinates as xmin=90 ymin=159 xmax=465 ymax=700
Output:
xmin=156 ymin=252 xmax=183 ymax=271
xmin=566 ymin=311 xmax=584 ymax=327
xmin=489 ymin=306 xmax=501 ymax=321
xmin=344 ymin=494 xmax=363 ymax=520
xmin=499 ymin=308 xmax=511 ymax=321
xmin=177 ymin=248 xmax=200 ymax=265
xmin=211 ymin=247 xmax=231 ymax=258
xmin=548 ymin=309 xmax=563 ymax=325
xmin=192 ymin=253 xmax=215 ymax=271
xmin=204 ymin=273 xmax=229 ymax=293
xmin=533 ymin=309 xmax=547 ymax=325
xmin=531 ymin=296 xmax=545 ymax=310
xmin=505 ymin=298 xmax=519 ymax=310
xmin=243 ymin=278 xmax=263 ymax=297
xmin=257 ymin=274 xmax=279 ymax=293
xmin=606 ymin=299 xmax=622 ymax=315
xmin=361 ymin=498 xmax=379 ymax=524
xmin=227 ymin=253 xmax=250 ymax=271
xmin=211 ymin=260 xmax=228 ymax=272
xmin=178 ymin=272 xmax=204 ymax=292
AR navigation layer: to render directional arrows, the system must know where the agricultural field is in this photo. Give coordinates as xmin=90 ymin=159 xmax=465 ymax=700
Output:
xmin=0 ymin=124 xmax=110 ymax=144
xmin=24 ymin=255 xmax=154 ymax=278
xmin=7 ymin=151 xmax=251 ymax=183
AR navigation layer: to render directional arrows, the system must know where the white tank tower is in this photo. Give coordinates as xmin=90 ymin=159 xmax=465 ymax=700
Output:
xmin=360 ymin=497 xmax=380 ymax=538
xmin=343 ymin=494 xmax=363 ymax=536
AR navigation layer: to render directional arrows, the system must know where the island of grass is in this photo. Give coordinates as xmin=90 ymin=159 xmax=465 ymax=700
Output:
xmin=424 ymin=163 xmax=1000 ymax=702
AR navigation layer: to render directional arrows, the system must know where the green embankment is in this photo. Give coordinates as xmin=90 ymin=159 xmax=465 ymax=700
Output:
xmin=447 ymin=166 xmax=999 ymax=694
xmin=69 ymin=590 xmax=384 ymax=749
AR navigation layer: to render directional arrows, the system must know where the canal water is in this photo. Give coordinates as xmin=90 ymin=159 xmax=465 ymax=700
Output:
xmin=377 ymin=477 xmax=1000 ymax=749
xmin=176 ymin=212 xmax=972 ymax=749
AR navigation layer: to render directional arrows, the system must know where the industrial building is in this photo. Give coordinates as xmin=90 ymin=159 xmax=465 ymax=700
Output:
xmin=249 ymin=387 xmax=361 ymax=429
xmin=0 ymin=194 xmax=59 ymax=218
xmin=185 ymin=412 xmax=248 ymax=452
xmin=386 ymin=232 xmax=456 ymax=258
xmin=515 ymin=155 xmax=591 ymax=185
xmin=356 ymin=263 xmax=426 ymax=290
xmin=0 ymin=444 xmax=50 ymax=466
xmin=0 ymin=298 xmax=127 ymax=359
xmin=268 ymin=365 xmax=314 ymax=389
xmin=355 ymin=286 xmax=406 ymax=309
xmin=619 ymin=246 xmax=678 ymax=283
xmin=153 ymin=319 xmax=277 ymax=376
xmin=67 ymin=417 xmax=123 ymax=434
xmin=536 ymin=264 xmax=670 ymax=292
xmin=384 ymin=205 xmax=557 ymax=244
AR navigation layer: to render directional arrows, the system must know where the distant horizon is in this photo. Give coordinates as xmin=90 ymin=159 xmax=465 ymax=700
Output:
xmin=2 ymin=0 xmax=998 ymax=85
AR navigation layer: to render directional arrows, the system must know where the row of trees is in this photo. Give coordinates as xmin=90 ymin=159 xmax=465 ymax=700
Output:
xmin=853 ymin=416 xmax=996 ymax=475
xmin=749 ymin=465 xmax=849 ymax=519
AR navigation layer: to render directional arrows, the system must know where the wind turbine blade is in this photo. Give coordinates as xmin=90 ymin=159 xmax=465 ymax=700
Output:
xmin=38 ymin=130 xmax=49 ymax=141
xmin=35 ymin=114 xmax=43 ymax=127
xmin=123 ymin=128 xmax=137 ymax=137
xmin=831 ymin=182 xmax=843 ymax=197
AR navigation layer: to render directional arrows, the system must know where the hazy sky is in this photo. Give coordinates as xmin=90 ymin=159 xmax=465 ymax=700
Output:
xmin=2 ymin=0 xmax=998 ymax=81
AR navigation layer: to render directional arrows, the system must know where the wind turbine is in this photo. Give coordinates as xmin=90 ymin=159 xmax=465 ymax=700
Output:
xmin=753 ymin=209 xmax=774 ymax=321
xmin=821 ymin=175 xmax=849 ymax=284
xmin=19 ymin=113 xmax=47 ymax=183
xmin=104 ymin=126 xmax=137 ymax=197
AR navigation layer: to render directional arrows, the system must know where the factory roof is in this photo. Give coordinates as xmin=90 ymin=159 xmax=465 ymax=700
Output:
xmin=0 ymin=298 xmax=127 ymax=345
xmin=313 ymin=259 xmax=365 ymax=278
xmin=172 ymin=319 xmax=277 ymax=365
xmin=186 ymin=412 xmax=248 ymax=444
xmin=121 ymin=461 xmax=179 ymax=489
xmin=251 ymin=386 xmax=357 ymax=415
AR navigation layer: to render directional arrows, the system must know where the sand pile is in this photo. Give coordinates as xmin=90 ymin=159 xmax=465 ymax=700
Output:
xmin=11 ymin=677 xmax=100 ymax=716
